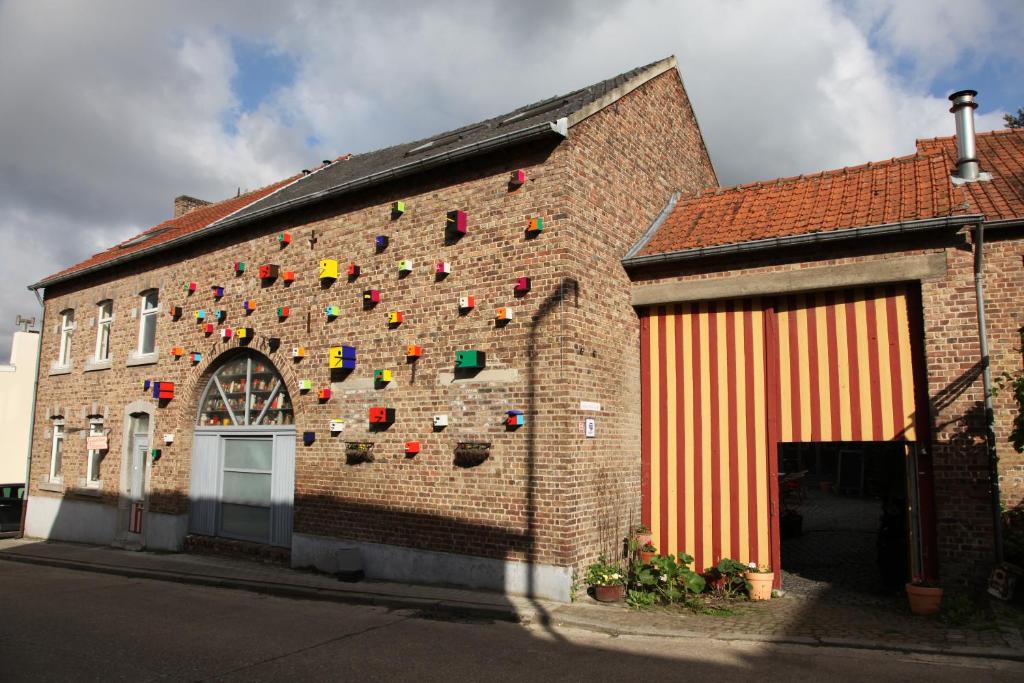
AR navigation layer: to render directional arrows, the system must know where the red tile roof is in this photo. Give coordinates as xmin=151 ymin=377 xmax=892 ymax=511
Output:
xmin=916 ymin=129 xmax=1024 ymax=221
xmin=35 ymin=175 xmax=299 ymax=287
xmin=634 ymin=128 xmax=1024 ymax=259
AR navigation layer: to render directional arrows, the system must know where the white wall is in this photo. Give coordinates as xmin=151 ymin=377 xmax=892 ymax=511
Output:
xmin=0 ymin=330 xmax=39 ymax=483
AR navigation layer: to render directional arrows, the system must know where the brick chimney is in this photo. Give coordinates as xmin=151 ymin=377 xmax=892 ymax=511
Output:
xmin=174 ymin=195 xmax=212 ymax=218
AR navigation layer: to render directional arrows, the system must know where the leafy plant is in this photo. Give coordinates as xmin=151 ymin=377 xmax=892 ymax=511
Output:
xmin=995 ymin=370 xmax=1024 ymax=453
xmin=707 ymin=558 xmax=751 ymax=598
xmin=626 ymin=589 xmax=658 ymax=609
xmin=586 ymin=557 xmax=625 ymax=586
xmin=640 ymin=541 xmax=657 ymax=552
xmin=631 ymin=553 xmax=706 ymax=605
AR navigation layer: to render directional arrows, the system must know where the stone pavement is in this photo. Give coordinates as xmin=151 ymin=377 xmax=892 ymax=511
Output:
xmin=2 ymin=537 xmax=1021 ymax=661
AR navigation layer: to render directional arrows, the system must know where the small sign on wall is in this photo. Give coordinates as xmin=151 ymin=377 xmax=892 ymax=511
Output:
xmin=585 ymin=418 xmax=597 ymax=438
xmin=86 ymin=435 xmax=108 ymax=451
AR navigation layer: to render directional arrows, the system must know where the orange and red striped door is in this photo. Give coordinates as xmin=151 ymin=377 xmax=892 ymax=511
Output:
xmin=640 ymin=285 xmax=919 ymax=576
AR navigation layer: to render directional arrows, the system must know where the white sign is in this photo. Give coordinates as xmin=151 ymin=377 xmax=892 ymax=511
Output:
xmin=585 ymin=418 xmax=596 ymax=438
xmin=86 ymin=435 xmax=108 ymax=451
xmin=579 ymin=401 xmax=602 ymax=412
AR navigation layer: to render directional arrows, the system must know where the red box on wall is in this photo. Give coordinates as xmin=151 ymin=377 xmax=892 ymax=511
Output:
xmin=369 ymin=406 xmax=395 ymax=424
xmin=259 ymin=264 xmax=279 ymax=280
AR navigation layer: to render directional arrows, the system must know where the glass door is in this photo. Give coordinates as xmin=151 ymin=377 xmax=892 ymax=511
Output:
xmin=219 ymin=437 xmax=273 ymax=543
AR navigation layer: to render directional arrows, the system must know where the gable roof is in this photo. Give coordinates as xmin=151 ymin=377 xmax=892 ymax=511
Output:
xmin=916 ymin=129 xmax=1024 ymax=222
xmin=33 ymin=176 xmax=300 ymax=289
xmin=32 ymin=57 xmax=681 ymax=291
xmin=626 ymin=128 xmax=1024 ymax=264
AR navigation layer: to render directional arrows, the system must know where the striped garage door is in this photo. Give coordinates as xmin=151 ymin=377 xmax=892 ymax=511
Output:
xmin=640 ymin=285 xmax=919 ymax=575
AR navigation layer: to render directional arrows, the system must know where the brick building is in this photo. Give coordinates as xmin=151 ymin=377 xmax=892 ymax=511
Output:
xmin=626 ymin=92 xmax=1024 ymax=587
xmin=23 ymin=57 xmax=717 ymax=601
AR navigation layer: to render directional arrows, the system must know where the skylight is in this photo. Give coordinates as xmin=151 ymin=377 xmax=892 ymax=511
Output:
xmin=405 ymin=123 xmax=488 ymax=156
xmin=119 ymin=227 xmax=172 ymax=249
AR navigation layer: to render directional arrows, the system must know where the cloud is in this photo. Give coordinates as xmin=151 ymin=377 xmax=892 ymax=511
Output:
xmin=0 ymin=0 xmax=1017 ymax=359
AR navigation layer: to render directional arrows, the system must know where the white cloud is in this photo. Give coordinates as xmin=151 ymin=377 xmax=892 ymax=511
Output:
xmin=0 ymin=0 xmax=1016 ymax=358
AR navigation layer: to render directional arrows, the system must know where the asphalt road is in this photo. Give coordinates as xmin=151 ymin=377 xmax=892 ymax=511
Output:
xmin=0 ymin=560 xmax=1021 ymax=682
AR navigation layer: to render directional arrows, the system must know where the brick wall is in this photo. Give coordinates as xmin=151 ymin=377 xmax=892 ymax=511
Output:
xmin=28 ymin=69 xmax=715 ymax=575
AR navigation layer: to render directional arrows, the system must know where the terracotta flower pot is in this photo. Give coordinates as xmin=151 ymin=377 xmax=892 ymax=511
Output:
xmin=906 ymin=583 xmax=943 ymax=616
xmin=593 ymin=584 xmax=626 ymax=603
xmin=745 ymin=571 xmax=774 ymax=601
xmin=639 ymin=550 xmax=656 ymax=564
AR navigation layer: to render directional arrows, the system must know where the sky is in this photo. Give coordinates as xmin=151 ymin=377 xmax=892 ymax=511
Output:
xmin=0 ymin=0 xmax=1021 ymax=359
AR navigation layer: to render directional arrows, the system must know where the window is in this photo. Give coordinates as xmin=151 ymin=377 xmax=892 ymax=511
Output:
xmin=138 ymin=290 xmax=158 ymax=354
xmin=57 ymin=309 xmax=74 ymax=367
xmin=94 ymin=300 xmax=113 ymax=362
xmin=50 ymin=421 xmax=65 ymax=481
xmin=220 ymin=437 xmax=273 ymax=542
xmin=198 ymin=352 xmax=293 ymax=426
xmin=87 ymin=420 xmax=104 ymax=485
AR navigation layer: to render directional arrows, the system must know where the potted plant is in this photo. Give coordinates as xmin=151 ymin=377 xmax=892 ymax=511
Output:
xmin=906 ymin=576 xmax=943 ymax=616
xmin=633 ymin=524 xmax=652 ymax=549
xmin=744 ymin=563 xmax=774 ymax=601
xmin=586 ymin=558 xmax=626 ymax=603
xmin=639 ymin=542 xmax=657 ymax=564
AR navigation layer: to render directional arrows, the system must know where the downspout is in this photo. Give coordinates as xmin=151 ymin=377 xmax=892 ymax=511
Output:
xmin=20 ymin=287 xmax=45 ymax=537
xmin=973 ymin=221 xmax=1003 ymax=562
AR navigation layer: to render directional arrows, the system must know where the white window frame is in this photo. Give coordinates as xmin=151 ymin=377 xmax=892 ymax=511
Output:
xmin=50 ymin=420 xmax=65 ymax=482
xmin=86 ymin=419 xmax=104 ymax=486
xmin=137 ymin=289 xmax=159 ymax=355
xmin=57 ymin=309 xmax=74 ymax=368
xmin=94 ymin=300 xmax=113 ymax=362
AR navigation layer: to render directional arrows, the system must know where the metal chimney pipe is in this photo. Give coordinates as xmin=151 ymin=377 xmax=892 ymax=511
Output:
xmin=948 ymin=89 xmax=979 ymax=181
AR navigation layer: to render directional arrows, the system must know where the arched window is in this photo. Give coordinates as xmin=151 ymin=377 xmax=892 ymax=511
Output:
xmin=198 ymin=352 xmax=293 ymax=426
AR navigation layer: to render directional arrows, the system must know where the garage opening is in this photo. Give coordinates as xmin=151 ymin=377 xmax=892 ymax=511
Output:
xmin=779 ymin=441 xmax=915 ymax=601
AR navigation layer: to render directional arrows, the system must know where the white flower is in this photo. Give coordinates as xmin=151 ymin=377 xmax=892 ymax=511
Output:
xmin=748 ymin=562 xmax=757 ymax=570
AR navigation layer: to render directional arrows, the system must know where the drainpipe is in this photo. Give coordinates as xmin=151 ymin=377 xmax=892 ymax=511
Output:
xmin=20 ymin=288 xmax=45 ymax=537
xmin=973 ymin=221 xmax=1003 ymax=563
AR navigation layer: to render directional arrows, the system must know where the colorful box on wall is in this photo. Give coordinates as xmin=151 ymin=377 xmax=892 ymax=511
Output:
xmin=236 ymin=327 xmax=253 ymax=340
xmin=298 ymin=379 xmax=312 ymax=391
xmin=169 ymin=306 xmax=182 ymax=319
xmin=398 ymin=259 xmax=413 ymax=274
xmin=325 ymin=305 xmax=341 ymax=318
xmin=375 ymin=235 xmax=389 ymax=251
xmin=318 ymin=387 xmax=332 ymax=401
xmin=277 ymin=307 xmax=289 ymax=319
xmin=215 ymin=309 xmax=227 ymax=321
xmin=303 ymin=431 xmax=315 ymax=446
xmin=234 ymin=261 xmax=246 ymax=274
xmin=405 ymin=441 xmax=421 ymax=455
xmin=387 ymin=310 xmax=404 ymax=325
xmin=329 ymin=345 xmax=356 ymax=370
xmin=213 ymin=286 xmax=225 ymax=299
xmin=346 ymin=263 xmax=360 ymax=278
xmin=170 ymin=346 xmax=184 ymax=358
xmin=368 ymin=406 xmax=395 ymax=424
xmin=511 ymin=169 xmax=526 ymax=186
xmin=458 ymin=296 xmax=475 ymax=310
xmin=221 ymin=328 xmax=233 ymax=340
xmin=392 ymin=200 xmax=405 ymax=216
xmin=406 ymin=344 xmax=422 ymax=359
xmin=496 ymin=307 xmax=513 ymax=321
xmin=363 ymin=289 xmax=381 ymax=305
xmin=433 ymin=414 xmax=449 ymax=428
xmin=455 ymin=350 xmax=485 ymax=369
xmin=374 ymin=369 xmax=392 ymax=384
xmin=436 ymin=261 xmax=451 ymax=275
xmin=282 ymin=271 xmax=296 ymax=283
xmin=191 ymin=352 xmax=202 ymax=364
xmin=195 ymin=309 xmax=207 ymax=321
xmin=514 ymin=277 xmax=531 ymax=294
xmin=507 ymin=410 xmax=525 ymax=427
xmin=243 ymin=300 xmax=256 ymax=313
xmin=185 ymin=281 xmax=197 ymax=293
xmin=293 ymin=346 xmax=306 ymax=359
xmin=527 ymin=217 xmax=543 ymax=234
xmin=152 ymin=381 xmax=174 ymax=400
xmin=204 ymin=323 xmax=215 ymax=335
xmin=319 ymin=259 xmax=339 ymax=280
xmin=278 ymin=232 xmax=291 ymax=246
xmin=330 ymin=419 xmax=345 ymax=434
xmin=259 ymin=264 xmax=279 ymax=280
xmin=446 ymin=209 xmax=467 ymax=235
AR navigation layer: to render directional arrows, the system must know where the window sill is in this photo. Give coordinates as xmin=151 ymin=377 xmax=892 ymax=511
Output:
xmin=48 ymin=364 xmax=72 ymax=376
xmin=127 ymin=352 xmax=158 ymax=367
xmin=69 ymin=485 xmax=102 ymax=497
xmin=38 ymin=481 xmax=63 ymax=493
xmin=84 ymin=358 xmax=113 ymax=372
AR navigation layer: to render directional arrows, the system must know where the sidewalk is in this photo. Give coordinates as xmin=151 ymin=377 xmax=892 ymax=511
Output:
xmin=2 ymin=537 xmax=1022 ymax=661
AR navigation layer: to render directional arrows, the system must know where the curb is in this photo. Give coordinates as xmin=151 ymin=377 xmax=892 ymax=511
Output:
xmin=552 ymin=613 xmax=1024 ymax=662
xmin=0 ymin=551 xmax=533 ymax=625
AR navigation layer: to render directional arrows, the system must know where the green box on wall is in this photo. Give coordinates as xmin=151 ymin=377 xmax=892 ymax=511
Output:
xmin=455 ymin=350 xmax=486 ymax=369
